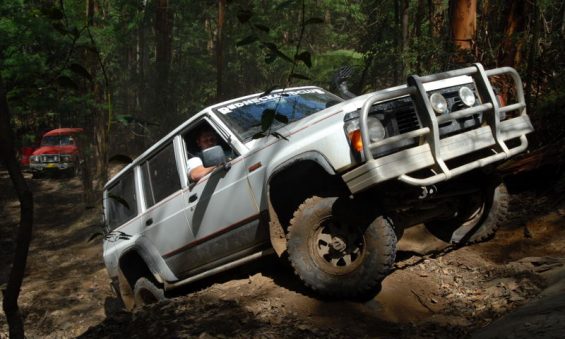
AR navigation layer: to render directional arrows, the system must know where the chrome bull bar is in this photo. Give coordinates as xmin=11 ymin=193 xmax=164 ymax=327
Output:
xmin=345 ymin=63 xmax=534 ymax=192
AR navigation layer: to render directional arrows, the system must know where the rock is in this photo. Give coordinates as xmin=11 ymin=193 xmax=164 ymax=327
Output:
xmin=471 ymin=279 xmax=565 ymax=338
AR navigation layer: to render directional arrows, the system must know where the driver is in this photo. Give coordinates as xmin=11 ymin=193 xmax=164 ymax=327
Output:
xmin=187 ymin=127 xmax=218 ymax=182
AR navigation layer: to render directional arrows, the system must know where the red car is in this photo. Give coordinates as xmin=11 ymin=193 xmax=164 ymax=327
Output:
xmin=29 ymin=128 xmax=83 ymax=177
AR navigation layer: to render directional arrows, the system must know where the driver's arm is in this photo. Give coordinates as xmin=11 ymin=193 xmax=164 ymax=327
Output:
xmin=187 ymin=157 xmax=215 ymax=182
xmin=190 ymin=165 xmax=215 ymax=182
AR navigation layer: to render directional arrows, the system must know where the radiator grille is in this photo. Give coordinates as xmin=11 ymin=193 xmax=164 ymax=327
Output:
xmin=41 ymin=155 xmax=60 ymax=163
xmin=394 ymin=101 xmax=420 ymax=134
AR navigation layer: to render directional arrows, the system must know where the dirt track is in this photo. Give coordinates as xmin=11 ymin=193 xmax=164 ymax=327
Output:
xmin=1 ymin=169 xmax=564 ymax=338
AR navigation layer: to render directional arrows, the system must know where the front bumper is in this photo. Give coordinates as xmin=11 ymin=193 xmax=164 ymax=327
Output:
xmin=30 ymin=162 xmax=74 ymax=172
xmin=344 ymin=115 xmax=533 ymax=193
xmin=343 ymin=64 xmax=534 ymax=194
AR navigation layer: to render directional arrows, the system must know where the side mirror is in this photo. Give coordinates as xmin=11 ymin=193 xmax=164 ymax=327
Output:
xmin=201 ymin=145 xmax=226 ymax=167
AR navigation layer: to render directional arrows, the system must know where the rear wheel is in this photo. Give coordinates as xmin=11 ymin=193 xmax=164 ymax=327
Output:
xmin=425 ymin=182 xmax=509 ymax=244
xmin=287 ymin=196 xmax=396 ymax=298
xmin=133 ymin=277 xmax=166 ymax=307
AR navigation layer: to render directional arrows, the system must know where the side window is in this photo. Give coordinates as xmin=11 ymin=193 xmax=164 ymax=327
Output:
xmin=183 ymin=120 xmax=238 ymax=162
xmin=106 ymin=170 xmax=138 ymax=230
xmin=141 ymin=142 xmax=181 ymax=207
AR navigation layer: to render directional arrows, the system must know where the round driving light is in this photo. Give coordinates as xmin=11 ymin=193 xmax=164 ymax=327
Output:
xmin=458 ymin=86 xmax=476 ymax=107
xmin=367 ymin=116 xmax=386 ymax=142
xmin=430 ymin=92 xmax=448 ymax=114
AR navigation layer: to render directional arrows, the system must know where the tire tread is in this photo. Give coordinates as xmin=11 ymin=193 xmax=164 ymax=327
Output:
xmin=287 ymin=196 xmax=396 ymax=298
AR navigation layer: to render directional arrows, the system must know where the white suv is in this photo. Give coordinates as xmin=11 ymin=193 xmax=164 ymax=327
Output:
xmin=103 ymin=64 xmax=533 ymax=309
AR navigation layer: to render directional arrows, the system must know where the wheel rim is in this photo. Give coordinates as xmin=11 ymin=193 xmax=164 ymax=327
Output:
xmin=310 ymin=217 xmax=366 ymax=275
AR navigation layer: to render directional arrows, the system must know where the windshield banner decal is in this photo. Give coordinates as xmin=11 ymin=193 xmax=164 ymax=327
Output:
xmin=217 ymin=89 xmax=325 ymax=114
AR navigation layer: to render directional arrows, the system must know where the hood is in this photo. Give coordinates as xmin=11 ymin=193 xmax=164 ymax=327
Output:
xmin=282 ymin=93 xmax=375 ymax=133
xmin=270 ymin=74 xmax=475 ymax=137
xmin=32 ymin=145 xmax=78 ymax=155
xmin=43 ymin=128 xmax=83 ymax=136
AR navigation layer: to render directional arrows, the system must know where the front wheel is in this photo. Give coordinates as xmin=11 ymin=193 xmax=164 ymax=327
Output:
xmin=287 ymin=196 xmax=396 ymax=299
xmin=133 ymin=277 xmax=166 ymax=307
xmin=425 ymin=182 xmax=509 ymax=244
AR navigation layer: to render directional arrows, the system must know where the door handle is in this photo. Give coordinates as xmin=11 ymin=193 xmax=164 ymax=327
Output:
xmin=188 ymin=194 xmax=198 ymax=203
xmin=145 ymin=218 xmax=153 ymax=226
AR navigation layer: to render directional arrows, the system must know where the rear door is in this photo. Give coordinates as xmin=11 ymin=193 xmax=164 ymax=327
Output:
xmin=138 ymin=141 xmax=192 ymax=260
xmin=103 ymin=168 xmax=143 ymax=276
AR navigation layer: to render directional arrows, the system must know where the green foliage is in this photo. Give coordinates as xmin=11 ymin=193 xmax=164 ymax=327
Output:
xmin=1 ymin=0 xmax=563 ymax=148
xmin=310 ymin=49 xmax=363 ymax=87
xmin=0 ymin=1 xmax=93 ymax=144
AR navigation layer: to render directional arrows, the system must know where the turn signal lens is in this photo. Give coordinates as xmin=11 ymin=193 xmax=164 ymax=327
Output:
xmin=348 ymin=130 xmax=363 ymax=152
xmin=496 ymin=94 xmax=506 ymax=107
xmin=496 ymin=94 xmax=507 ymax=120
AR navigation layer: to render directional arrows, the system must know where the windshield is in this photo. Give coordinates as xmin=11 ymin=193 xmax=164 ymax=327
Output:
xmin=41 ymin=135 xmax=74 ymax=146
xmin=214 ymin=88 xmax=343 ymax=140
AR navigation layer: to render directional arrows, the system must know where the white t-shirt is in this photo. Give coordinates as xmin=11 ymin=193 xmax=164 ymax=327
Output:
xmin=186 ymin=157 xmax=203 ymax=179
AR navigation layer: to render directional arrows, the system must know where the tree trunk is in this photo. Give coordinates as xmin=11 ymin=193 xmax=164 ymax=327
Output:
xmin=525 ymin=2 xmax=541 ymax=113
xmin=401 ymin=0 xmax=410 ymax=52
xmin=497 ymin=1 xmax=528 ymax=67
xmin=561 ymin=2 xmax=565 ymax=36
xmin=0 ymin=70 xmax=34 ymax=339
xmin=138 ymin=0 xmax=151 ymax=132
xmin=428 ymin=0 xmax=443 ymax=38
xmin=93 ymin=85 xmax=109 ymax=194
xmin=428 ymin=0 xmax=434 ymax=36
xmin=394 ymin=1 xmax=400 ymax=84
xmin=84 ymin=0 xmax=110 ymax=204
xmin=414 ymin=0 xmax=425 ymax=38
xmin=216 ymin=0 xmax=226 ymax=100
xmin=401 ymin=0 xmax=409 ymax=77
xmin=81 ymin=0 xmax=97 ymax=206
xmin=450 ymin=0 xmax=477 ymax=63
xmin=451 ymin=0 xmax=476 ymax=50
xmin=154 ymin=0 xmax=173 ymax=132
xmin=414 ymin=0 xmax=426 ymax=73
xmin=133 ymin=4 xmax=150 ymax=153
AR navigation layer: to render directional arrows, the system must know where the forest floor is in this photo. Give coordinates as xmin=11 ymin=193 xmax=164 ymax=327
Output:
xmin=0 ymin=167 xmax=564 ymax=338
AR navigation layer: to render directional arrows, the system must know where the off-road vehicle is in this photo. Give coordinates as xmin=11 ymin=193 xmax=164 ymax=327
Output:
xmin=29 ymin=128 xmax=83 ymax=178
xmin=102 ymin=63 xmax=533 ymax=309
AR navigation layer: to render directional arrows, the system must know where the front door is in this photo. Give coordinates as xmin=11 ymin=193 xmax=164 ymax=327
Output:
xmin=164 ymin=119 xmax=267 ymax=278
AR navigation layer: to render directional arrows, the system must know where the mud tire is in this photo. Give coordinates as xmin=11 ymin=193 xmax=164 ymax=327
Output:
xmin=425 ymin=182 xmax=509 ymax=244
xmin=287 ymin=196 xmax=396 ymax=299
xmin=133 ymin=277 xmax=166 ymax=307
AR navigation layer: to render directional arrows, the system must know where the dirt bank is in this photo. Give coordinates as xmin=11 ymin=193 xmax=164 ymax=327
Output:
xmin=1 ymin=169 xmax=564 ymax=338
